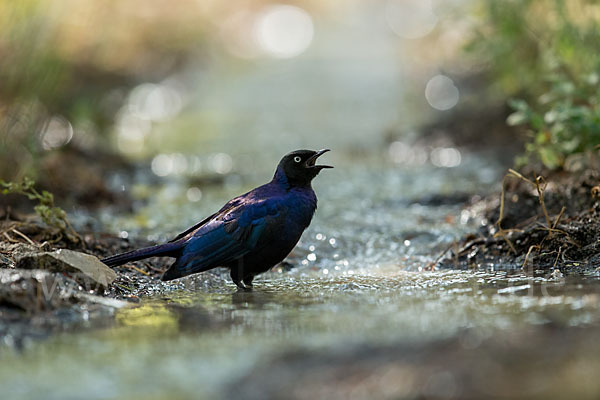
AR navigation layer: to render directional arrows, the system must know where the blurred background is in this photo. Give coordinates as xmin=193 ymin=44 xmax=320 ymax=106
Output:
xmin=2 ymin=0 xmax=598 ymax=208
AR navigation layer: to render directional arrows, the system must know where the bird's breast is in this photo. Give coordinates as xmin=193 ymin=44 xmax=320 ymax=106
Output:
xmin=286 ymin=188 xmax=317 ymax=228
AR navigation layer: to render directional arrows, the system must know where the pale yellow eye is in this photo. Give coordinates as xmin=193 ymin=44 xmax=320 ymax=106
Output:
xmin=294 ymin=156 xmax=302 ymax=163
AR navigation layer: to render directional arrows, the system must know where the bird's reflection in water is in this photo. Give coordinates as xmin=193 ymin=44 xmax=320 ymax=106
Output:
xmin=164 ymin=303 xmax=214 ymax=333
xmin=231 ymin=287 xmax=278 ymax=309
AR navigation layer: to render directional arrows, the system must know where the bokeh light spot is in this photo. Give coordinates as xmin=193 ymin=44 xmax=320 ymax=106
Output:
xmin=151 ymin=154 xmax=173 ymax=177
xmin=171 ymin=153 xmax=188 ymax=174
xmin=39 ymin=116 xmax=73 ymax=150
xmin=425 ymin=75 xmax=460 ymax=111
xmin=255 ymin=5 xmax=314 ymax=58
xmin=430 ymin=147 xmax=462 ymax=168
xmin=186 ymin=187 xmax=203 ymax=202
xmin=129 ymin=83 xmax=183 ymax=122
xmin=386 ymin=0 xmax=438 ymax=39
xmin=388 ymin=141 xmax=429 ymax=165
xmin=210 ymin=153 xmax=233 ymax=174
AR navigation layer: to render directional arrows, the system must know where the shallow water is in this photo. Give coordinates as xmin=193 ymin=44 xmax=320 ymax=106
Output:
xmin=4 ymin=153 xmax=600 ymax=399
xmin=2 ymin=266 xmax=600 ymax=399
xmin=4 ymin=154 xmax=600 ymax=397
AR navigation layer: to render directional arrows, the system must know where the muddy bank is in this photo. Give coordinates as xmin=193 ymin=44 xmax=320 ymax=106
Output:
xmin=0 ymin=216 xmax=238 ymax=348
xmin=0 ymin=219 xmax=134 ymax=347
xmin=438 ymin=168 xmax=600 ymax=273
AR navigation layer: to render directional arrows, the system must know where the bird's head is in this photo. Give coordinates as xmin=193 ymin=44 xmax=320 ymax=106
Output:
xmin=274 ymin=149 xmax=333 ymax=187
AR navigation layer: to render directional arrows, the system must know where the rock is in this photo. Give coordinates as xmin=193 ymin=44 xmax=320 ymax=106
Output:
xmin=549 ymin=269 xmax=564 ymax=280
xmin=0 ymin=268 xmax=128 ymax=349
xmin=0 ymin=254 xmax=13 ymax=268
xmin=16 ymin=249 xmax=117 ymax=286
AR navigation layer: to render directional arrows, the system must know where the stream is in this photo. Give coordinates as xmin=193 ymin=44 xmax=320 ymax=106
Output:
xmin=2 ymin=153 xmax=600 ymax=399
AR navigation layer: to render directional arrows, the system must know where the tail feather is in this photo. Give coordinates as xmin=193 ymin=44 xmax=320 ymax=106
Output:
xmin=101 ymin=242 xmax=183 ymax=267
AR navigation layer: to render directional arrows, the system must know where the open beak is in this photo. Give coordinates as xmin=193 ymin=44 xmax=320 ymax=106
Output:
xmin=306 ymin=149 xmax=333 ymax=169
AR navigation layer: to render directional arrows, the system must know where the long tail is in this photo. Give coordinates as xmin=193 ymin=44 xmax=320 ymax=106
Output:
xmin=101 ymin=242 xmax=183 ymax=267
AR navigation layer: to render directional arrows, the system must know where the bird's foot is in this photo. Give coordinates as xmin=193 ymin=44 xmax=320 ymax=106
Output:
xmin=233 ymin=279 xmax=252 ymax=291
xmin=243 ymin=275 xmax=254 ymax=289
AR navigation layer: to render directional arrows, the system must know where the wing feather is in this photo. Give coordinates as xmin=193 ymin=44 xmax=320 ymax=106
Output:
xmin=173 ymin=198 xmax=286 ymax=275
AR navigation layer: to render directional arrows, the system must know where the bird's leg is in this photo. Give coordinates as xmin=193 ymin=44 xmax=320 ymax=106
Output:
xmin=242 ymin=274 xmax=254 ymax=288
xmin=230 ymin=268 xmax=245 ymax=290
xmin=230 ymin=261 xmax=248 ymax=290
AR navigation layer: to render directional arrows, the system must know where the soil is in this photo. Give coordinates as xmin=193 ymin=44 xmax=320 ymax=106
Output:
xmin=437 ymin=168 xmax=600 ymax=273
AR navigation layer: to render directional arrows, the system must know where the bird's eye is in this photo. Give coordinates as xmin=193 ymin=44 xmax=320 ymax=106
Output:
xmin=294 ymin=156 xmax=302 ymax=163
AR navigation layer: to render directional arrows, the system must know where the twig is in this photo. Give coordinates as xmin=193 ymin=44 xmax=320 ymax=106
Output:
xmin=495 ymin=173 xmax=509 ymax=229
xmin=427 ymin=243 xmax=454 ymax=270
xmin=0 ymin=222 xmax=18 ymax=236
xmin=144 ymin=263 xmax=165 ymax=274
xmin=553 ymin=247 xmax=562 ymax=269
xmin=113 ymin=283 xmax=135 ymax=292
xmin=3 ymin=232 xmax=19 ymax=243
xmin=522 ymin=244 xmax=540 ymax=270
xmin=11 ymin=228 xmax=38 ymax=247
xmin=453 ymin=240 xmax=459 ymax=268
xmin=65 ymin=218 xmax=85 ymax=247
xmin=495 ymin=170 xmax=524 ymax=254
xmin=533 ymin=173 xmax=552 ymax=234
xmin=533 ymin=226 xmax=569 ymax=236
xmin=552 ymin=206 xmax=566 ymax=229
xmin=503 ymin=169 xmax=559 ymax=240
xmin=123 ymin=264 xmax=150 ymax=276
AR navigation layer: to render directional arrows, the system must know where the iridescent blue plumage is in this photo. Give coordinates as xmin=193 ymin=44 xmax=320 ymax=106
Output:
xmin=101 ymin=149 xmax=331 ymax=289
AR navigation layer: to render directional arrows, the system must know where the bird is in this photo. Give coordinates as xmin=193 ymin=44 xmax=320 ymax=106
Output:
xmin=101 ymin=149 xmax=332 ymax=290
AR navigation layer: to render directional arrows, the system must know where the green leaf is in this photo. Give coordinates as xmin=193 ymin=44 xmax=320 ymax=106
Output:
xmin=507 ymin=111 xmax=528 ymax=126
xmin=561 ymin=137 xmax=581 ymax=153
xmin=508 ymin=98 xmax=529 ymax=112
xmin=538 ymin=147 xmax=562 ymax=169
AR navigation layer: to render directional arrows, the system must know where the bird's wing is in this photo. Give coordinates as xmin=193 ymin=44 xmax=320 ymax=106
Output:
xmin=168 ymin=212 xmax=218 ymax=243
xmin=167 ymin=196 xmax=246 ymax=243
xmin=173 ymin=197 xmax=286 ymax=275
